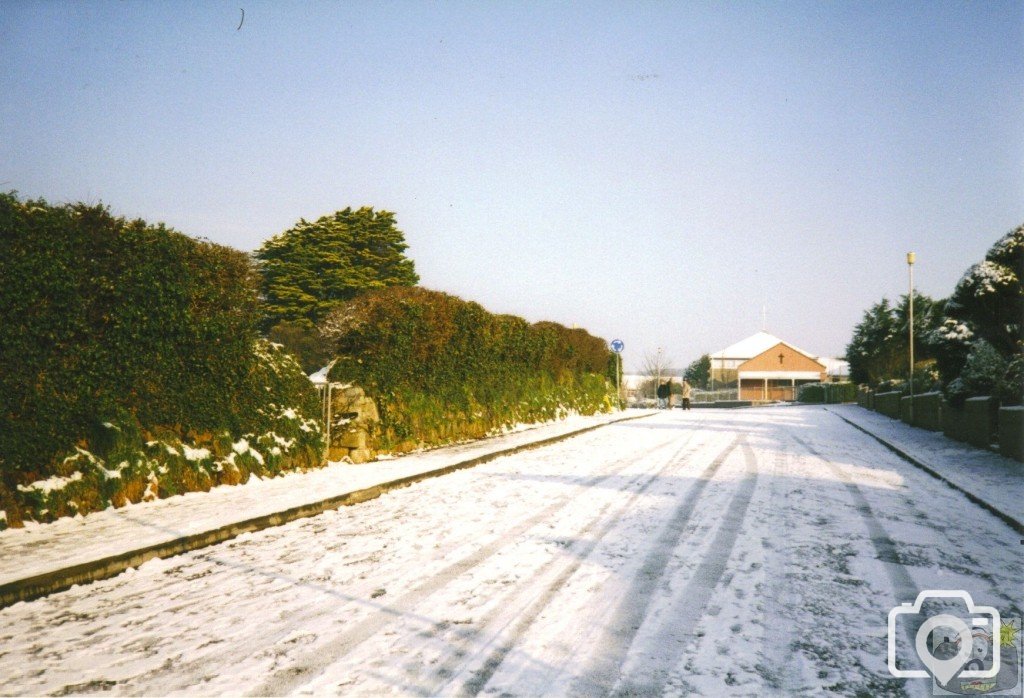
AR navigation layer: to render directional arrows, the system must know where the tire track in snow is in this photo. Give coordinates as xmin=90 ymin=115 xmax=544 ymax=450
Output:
xmin=600 ymin=437 xmax=760 ymax=696
xmin=789 ymin=434 xmax=918 ymax=602
xmin=251 ymin=422 xmax=706 ymax=697
xmin=436 ymin=426 xmax=730 ymax=697
xmin=827 ymin=408 xmax=1024 ymax=536
xmin=45 ymin=425 xmax=684 ymax=697
xmin=756 ymin=443 xmax=816 ymax=695
xmin=563 ymin=434 xmax=751 ymax=697
xmin=789 ymin=419 xmax=1022 ymax=686
xmin=814 ymin=412 xmax=1021 ymax=602
xmin=787 ymin=432 xmax=922 ymax=678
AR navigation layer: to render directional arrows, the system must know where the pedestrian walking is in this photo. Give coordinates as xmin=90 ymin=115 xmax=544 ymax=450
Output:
xmin=656 ymin=380 xmax=669 ymax=409
xmin=681 ymin=379 xmax=692 ymax=410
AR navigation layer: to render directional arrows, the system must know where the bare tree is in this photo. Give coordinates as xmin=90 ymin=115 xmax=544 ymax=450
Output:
xmin=639 ymin=348 xmax=675 ymax=398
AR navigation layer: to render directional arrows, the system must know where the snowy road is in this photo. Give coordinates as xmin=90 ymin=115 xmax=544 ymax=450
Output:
xmin=1 ymin=407 xmax=1021 ymax=696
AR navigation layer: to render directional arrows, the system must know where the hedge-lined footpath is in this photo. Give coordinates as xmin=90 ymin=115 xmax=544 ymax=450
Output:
xmin=0 ymin=410 xmax=653 ymax=610
xmin=321 ymin=287 xmax=618 ymax=453
xmin=0 ymin=194 xmax=323 ymax=529
xmin=0 ymin=195 xmax=620 ymax=529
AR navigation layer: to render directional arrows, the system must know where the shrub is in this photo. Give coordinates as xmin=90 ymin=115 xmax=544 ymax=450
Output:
xmin=267 ymin=318 xmax=335 ymax=375
xmin=997 ymin=349 xmax=1024 ymax=406
xmin=797 ymin=382 xmax=857 ymax=404
xmin=958 ymin=340 xmax=1006 ymax=398
xmin=798 ymin=384 xmax=825 ymax=403
xmin=321 ymin=287 xmax=615 ymax=451
xmin=0 ymin=340 xmax=322 ymax=530
xmin=0 ymin=194 xmax=323 ymax=527
xmin=1 ymin=194 xmax=258 ymax=474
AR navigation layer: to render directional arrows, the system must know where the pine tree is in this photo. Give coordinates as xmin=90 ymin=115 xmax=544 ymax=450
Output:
xmin=845 ymin=299 xmax=899 ymax=385
xmin=944 ymin=224 xmax=1023 ymax=358
xmin=683 ymin=354 xmax=711 ymax=389
xmin=931 ymin=223 xmax=1023 ymax=401
xmin=255 ymin=207 xmax=419 ymax=331
xmin=845 ymin=293 xmax=942 ymax=386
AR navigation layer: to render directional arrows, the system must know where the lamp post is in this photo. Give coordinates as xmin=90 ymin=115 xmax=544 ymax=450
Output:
xmin=656 ymin=347 xmax=663 ymax=407
xmin=907 ymin=251 xmax=915 ymax=423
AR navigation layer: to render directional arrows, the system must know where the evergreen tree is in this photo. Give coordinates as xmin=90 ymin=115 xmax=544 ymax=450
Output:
xmin=683 ymin=354 xmax=711 ymax=389
xmin=845 ymin=299 xmax=899 ymax=385
xmin=255 ymin=207 xmax=419 ymax=331
xmin=943 ymin=224 xmax=1022 ymax=358
xmin=267 ymin=318 xmax=335 ymax=373
xmin=929 ymin=317 xmax=975 ymax=389
xmin=845 ymin=293 xmax=941 ymax=385
xmin=945 ymin=340 xmax=1007 ymax=406
xmin=932 ymin=223 xmax=1023 ymax=402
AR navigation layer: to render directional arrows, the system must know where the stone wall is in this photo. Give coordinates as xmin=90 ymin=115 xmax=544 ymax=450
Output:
xmin=857 ymin=388 xmax=874 ymax=410
xmin=912 ymin=392 xmax=943 ymax=431
xmin=325 ymin=384 xmax=379 ymax=464
xmin=998 ymin=407 xmax=1024 ymax=462
xmin=874 ymin=391 xmax=901 ymax=419
xmin=941 ymin=400 xmax=968 ymax=443
xmin=858 ymin=387 xmax=1022 ymax=462
xmin=899 ymin=392 xmax=942 ymax=431
xmin=964 ymin=397 xmax=999 ymax=450
xmin=900 ymin=396 xmax=913 ymax=425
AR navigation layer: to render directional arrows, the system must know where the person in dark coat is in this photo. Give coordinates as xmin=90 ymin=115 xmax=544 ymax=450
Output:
xmin=656 ymin=380 xmax=670 ymax=409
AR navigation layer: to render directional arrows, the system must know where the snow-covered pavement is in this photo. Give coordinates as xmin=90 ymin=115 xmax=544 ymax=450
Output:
xmin=1 ymin=406 xmax=1021 ymax=696
xmin=827 ymin=404 xmax=1024 ymax=528
xmin=0 ymin=411 xmax=646 ymax=592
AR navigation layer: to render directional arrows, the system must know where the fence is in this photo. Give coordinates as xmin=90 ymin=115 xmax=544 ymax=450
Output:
xmin=314 ymin=383 xmax=336 ymax=459
xmin=691 ymin=389 xmax=739 ymax=403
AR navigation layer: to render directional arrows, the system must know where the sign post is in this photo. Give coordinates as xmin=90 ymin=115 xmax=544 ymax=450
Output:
xmin=610 ymin=339 xmax=624 ymax=404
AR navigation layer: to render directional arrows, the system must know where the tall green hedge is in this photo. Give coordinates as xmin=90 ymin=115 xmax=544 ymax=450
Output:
xmin=797 ymin=382 xmax=858 ymax=404
xmin=321 ymin=287 xmax=616 ymax=451
xmin=0 ymin=194 xmax=322 ymax=526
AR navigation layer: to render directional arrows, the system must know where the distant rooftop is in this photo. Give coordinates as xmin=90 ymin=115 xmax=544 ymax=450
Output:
xmin=709 ymin=331 xmax=815 ymax=361
xmin=819 ymin=356 xmax=851 ymax=377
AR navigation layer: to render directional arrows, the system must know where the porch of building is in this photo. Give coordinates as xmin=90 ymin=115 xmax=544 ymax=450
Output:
xmin=737 ymin=373 xmax=823 ymax=402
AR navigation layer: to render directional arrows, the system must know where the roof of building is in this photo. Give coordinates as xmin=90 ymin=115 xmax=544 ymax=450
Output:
xmin=710 ymin=331 xmax=850 ymax=376
xmin=819 ymin=357 xmax=851 ymax=376
xmin=709 ymin=331 xmax=816 ymax=361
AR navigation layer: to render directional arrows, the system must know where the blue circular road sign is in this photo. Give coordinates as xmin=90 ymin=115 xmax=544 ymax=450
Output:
xmin=610 ymin=339 xmax=625 ymax=353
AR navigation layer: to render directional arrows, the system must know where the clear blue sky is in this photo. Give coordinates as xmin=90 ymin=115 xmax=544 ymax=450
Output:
xmin=3 ymin=1 xmax=1022 ymax=370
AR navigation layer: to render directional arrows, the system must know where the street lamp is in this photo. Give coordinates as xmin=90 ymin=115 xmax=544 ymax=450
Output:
xmin=907 ymin=251 xmax=915 ymax=423
xmin=656 ymin=347 xmax=663 ymax=407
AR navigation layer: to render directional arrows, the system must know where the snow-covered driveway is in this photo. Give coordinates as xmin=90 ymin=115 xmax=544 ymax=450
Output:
xmin=1 ymin=407 xmax=1020 ymax=696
